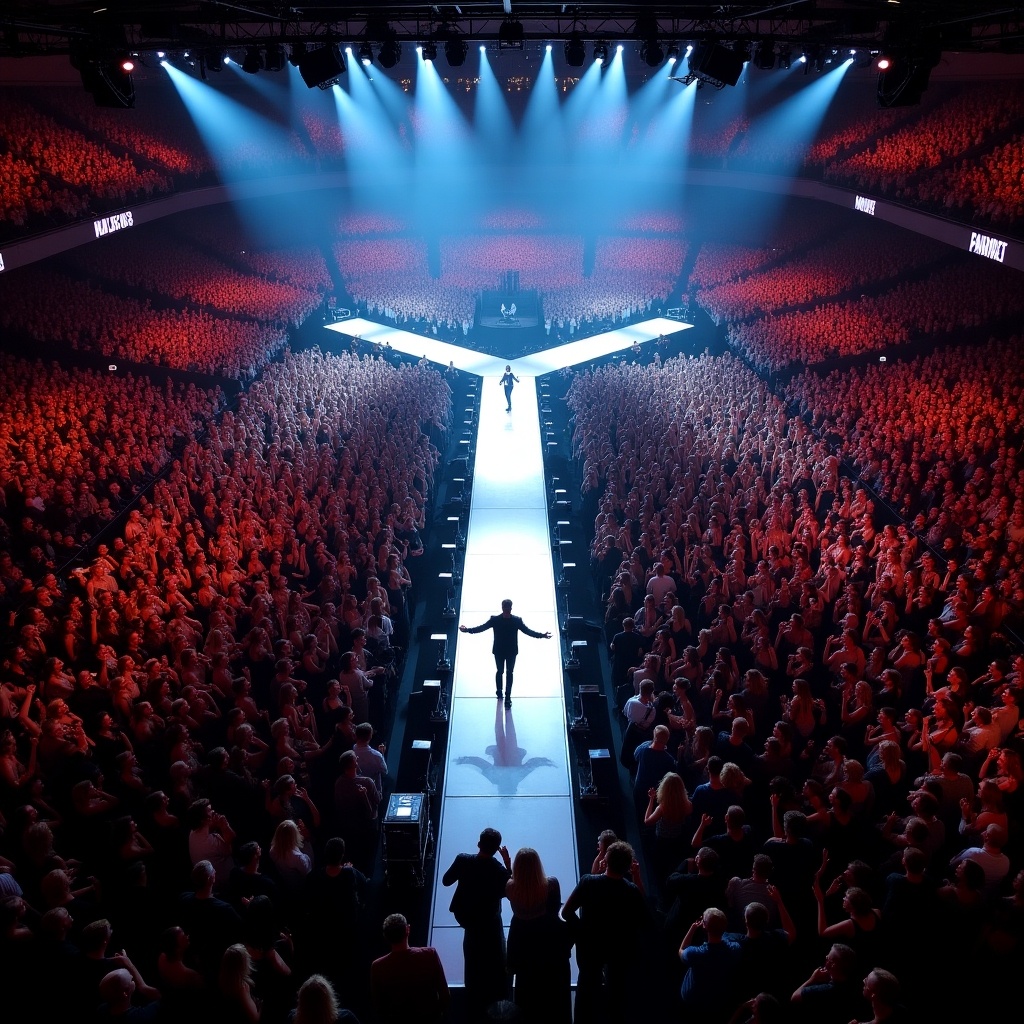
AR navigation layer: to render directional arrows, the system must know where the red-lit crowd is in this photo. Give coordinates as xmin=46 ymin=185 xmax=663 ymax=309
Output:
xmin=821 ymin=85 xmax=1023 ymax=200
xmin=0 ymin=266 xmax=287 ymax=378
xmin=66 ymin=236 xmax=325 ymax=329
xmin=0 ymin=348 xmax=449 ymax=1023
xmin=695 ymin=223 xmax=940 ymax=325
xmin=568 ymin=348 xmax=1024 ymax=1022
xmin=722 ymin=258 xmax=1024 ymax=373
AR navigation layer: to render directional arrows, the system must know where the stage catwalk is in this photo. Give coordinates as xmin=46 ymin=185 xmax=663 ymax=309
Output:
xmin=424 ymin=372 xmax=577 ymax=985
xmin=322 ymin=315 xmax=692 ymax=986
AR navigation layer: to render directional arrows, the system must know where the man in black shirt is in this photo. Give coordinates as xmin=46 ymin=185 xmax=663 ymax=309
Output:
xmin=442 ymin=827 xmax=512 ymax=1018
xmin=791 ymin=942 xmax=862 ymax=1024
xmin=460 ymin=599 xmax=551 ymax=707
xmin=562 ymin=841 xmax=649 ymax=1024
xmin=610 ymin=617 xmax=644 ymax=692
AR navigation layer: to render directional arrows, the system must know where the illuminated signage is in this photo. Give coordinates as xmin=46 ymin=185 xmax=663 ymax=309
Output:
xmin=854 ymin=195 xmax=876 ymax=216
xmin=968 ymin=231 xmax=1008 ymax=264
xmin=94 ymin=210 xmax=134 ymax=238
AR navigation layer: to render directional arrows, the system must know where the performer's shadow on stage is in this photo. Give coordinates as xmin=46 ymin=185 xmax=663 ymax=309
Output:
xmin=454 ymin=703 xmax=555 ymax=795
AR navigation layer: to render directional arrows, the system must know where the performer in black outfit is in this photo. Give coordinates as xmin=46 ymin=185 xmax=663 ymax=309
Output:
xmin=499 ymin=365 xmax=520 ymax=411
xmin=460 ymin=599 xmax=551 ymax=707
xmin=442 ymin=827 xmax=512 ymax=1019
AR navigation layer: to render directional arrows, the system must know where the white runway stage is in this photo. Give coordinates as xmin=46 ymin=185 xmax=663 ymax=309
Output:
xmin=322 ymin=315 xmax=691 ymax=985
xmin=323 ymin=315 xmax=692 ymax=374
xmin=424 ymin=373 xmax=576 ymax=984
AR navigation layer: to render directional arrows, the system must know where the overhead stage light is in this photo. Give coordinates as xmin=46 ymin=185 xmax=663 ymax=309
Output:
xmin=594 ymin=41 xmax=609 ymax=66
xmin=242 ymin=45 xmax=263 ymax=74
xmin=876 ymin=42 xmax=940 ymax=107
xmin=498 ymin=18 xmax=524 ymax=50
xmin=666 ymin=44 xmax=680 ymax=65
xmin=378 ymin=36 xmax=402 ymax=68
xmin=640 ymin=38 xmax=664 ymax=67
xmin=778 ymin=44 xmax=792 ymax=69
xmin=445 ymin=34 xmax=468 ymax=67
xmin=264 ymin=43 xmax=286 ymax=72
xmin=421 ymin=40 xmax=437 ymax=62
xmin=564 ymin=32 xmax=585 ymax=67
xmin=359 ymin=41 xmax=374 ymax=66
xmin=753 ymin=40 xmax=775 ymax=70
xmin=76 ymin=55 xmax=135 ymax=107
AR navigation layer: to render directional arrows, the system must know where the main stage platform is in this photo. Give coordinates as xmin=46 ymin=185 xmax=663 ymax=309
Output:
xmin=323 ymin=316 xmax=693 ymax=375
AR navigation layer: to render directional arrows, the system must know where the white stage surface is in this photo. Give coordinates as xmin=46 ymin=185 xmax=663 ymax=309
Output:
xmin=322 ymin=316 xmax=691 ymax=985
xmin=323 ymin=316 xmax=692 ymax=374
xmin=425 ymin=373 xmax=577 ymax=985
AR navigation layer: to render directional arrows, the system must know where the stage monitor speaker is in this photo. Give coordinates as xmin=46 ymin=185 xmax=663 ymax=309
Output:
xmin=382 ymin=792 xmax=426 ymax=860
xmin=688 ymin=42 xmax=744 ymax=87
xmin=298 ymin=43 xmax=346 ymax=88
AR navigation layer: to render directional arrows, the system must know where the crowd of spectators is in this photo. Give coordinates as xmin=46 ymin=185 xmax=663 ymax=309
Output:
xmin=335 ymin=237 xmax=475 ymax=331
xmin=688 ymin=115 xmax=749 ymax=161
xmin=617 ymin=212 xmax=686 ymax=234
xmin=695 ymin=223 xmax=940 ymax=325
xmin=688 ymin=219 xmax=839 ymax=296
xmin=0 ymin=267 xmax=287 ymax=378
xmin=0 ymin=355 xmax=222 ymax=568
xmin=726 ymin=257 xmax=1024 ymax=373
xmin=543 ymin=237 xmax=687 ymax=327
xmin=334 ymin=232 xmax=685 ymax=332
xmin=439 ymin=234 xmax=585 ymax=292
xmin=164 ymin=213 xmax=334 ymax=296
xmin=337 ymin=213 xmax=408 ymax=236
xmin=0 ymin=347 xmax=449 ymax=1023
xmin=568 ymin=348 xmax=1024 ymax=1022
xmin=803 ymin=106 xmax=915 ymax=171
xmin=785 ymin=336 xmax=1024 ymax=532
xmin=66 ymin=235 xmax=325 ymax=329
xmin=477 ymin=209 xmax=546 ymax=231
xmin=822 ymin=85 xmax=1024 ymax=199
xmin=917 ymin=134 xmax=1024 ymax=227
xmin=0 ymin=96 xmax=171 ymax=216
xmin=299 ymin=110 xmax=346 ymax=162
xmin=43 ymin=90 xmax=215 ymax=181
xmin=0 ymin=149 xmax=86 ymax=229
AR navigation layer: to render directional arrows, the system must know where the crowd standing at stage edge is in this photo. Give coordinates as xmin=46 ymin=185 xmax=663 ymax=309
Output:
xmin=2 ymin=330 xmax=1024 ymax=1024
xmin=0 ymin=348 xmax=450 ymax=1024
xmin=562 ymin=349 xmax=1024 ymax=1024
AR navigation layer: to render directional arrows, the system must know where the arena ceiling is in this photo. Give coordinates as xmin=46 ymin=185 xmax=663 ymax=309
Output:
xmin=3 ymin=2 xmax=1023 ymax=58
